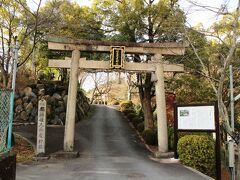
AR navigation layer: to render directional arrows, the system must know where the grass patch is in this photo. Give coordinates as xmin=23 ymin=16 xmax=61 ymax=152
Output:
xmin=12 ymin=135 xmax=34 ymax=163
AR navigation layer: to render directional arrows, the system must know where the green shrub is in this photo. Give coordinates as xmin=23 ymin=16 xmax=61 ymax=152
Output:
xmin=120 ymin=100 xmax=134 ymax=111
xmin=153 ymin=110 xmax=157 ymax=121
xmin=178 ymin=131 xmax=209 ymax=140
xmin=177 ymin=135 xmax=215 ymax=178
xmin=131 ymin=117 xmax=142 ymax=127
xmin=136 ymin=114 xmax=144 ymax=122
xmin=112 ymin=100 xmax=120 ymax=105
xmin=168 ymin=126 xmax=174 ymax=150
xmin=137 ymin=122 xmax=144 ymax=133
xmin=135 ymin=104 xmax=144 ymax=119
xmin=122 ymin=108 xmax=135 ymax=115
xmin=142 ymin=129 xmax=157 ymax=145
xmin=127 ymin=113 xmax=137 ymax=120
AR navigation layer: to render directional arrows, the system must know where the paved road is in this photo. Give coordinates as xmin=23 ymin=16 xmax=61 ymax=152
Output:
xmin=17 ymin=105 xmax=210 ymax=180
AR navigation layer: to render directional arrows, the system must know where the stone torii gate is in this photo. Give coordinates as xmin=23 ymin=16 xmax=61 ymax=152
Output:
xmin=47 ymin=37 xmax=186 ymax=153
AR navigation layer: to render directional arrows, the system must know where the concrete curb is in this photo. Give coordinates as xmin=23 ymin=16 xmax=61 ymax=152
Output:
xmin=183 ymin=165 xmax=214 ymax=180
xmin=33 ymin=156 xmax=50 ymax=161
xmin=50 ymin=151 xmax=80 ymax=159
xmin=150 ymin=157 xmax=180 ymax=164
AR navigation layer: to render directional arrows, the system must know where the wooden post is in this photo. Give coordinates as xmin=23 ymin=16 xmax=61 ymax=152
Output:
xmin=154 ymin=54 xmax=168 ymax=152
xmin=173 ymin=103 xmax=178 ymax=159
xmin=64 ymin=50 xmax=80 ymax=152
xmin=215 ymin=102 xmax=221 ymax=180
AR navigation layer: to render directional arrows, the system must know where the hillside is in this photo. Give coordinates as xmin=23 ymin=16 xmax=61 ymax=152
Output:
xmin=86 ymin=79 xmax=140 ymax=104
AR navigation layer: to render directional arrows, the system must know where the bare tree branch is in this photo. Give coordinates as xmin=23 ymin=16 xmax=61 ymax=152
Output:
xmin=186 ymin=0 xmax=230 ymax=15
xmin=17 ymin=0 xmax=42 ymax=67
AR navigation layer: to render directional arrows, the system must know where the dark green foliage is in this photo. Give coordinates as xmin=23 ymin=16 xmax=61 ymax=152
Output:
xmin=112 ymin=101 xmax=120 ymax=105
xmin=142 ymin=129 xmax=158 ymax=145
xmin=120 ymin=101 xmax=135 ymax=117
xmin=126 ymin=113 xmax=137 ymax=121
xmin=122 ymin=108 xmax=135 ymax=115
xmin=177 ymin=135 xmax=215 ymax=178
xmin=132 ymin=117 xmax=142 ymax=128
xmin=168 ymin=127 xmax=174 ymax=150
xmin=178 ymin=131 xmax=209 ymax=140
xmin=135 ymin=104 xmax=144 ymax=119
xmin=120 ymin=100 xmax=134 ymax=112
xmin=137 ymin=122 xmax=144 ymax=133
xmin=166 ymin=74 xmax=216 ymax=104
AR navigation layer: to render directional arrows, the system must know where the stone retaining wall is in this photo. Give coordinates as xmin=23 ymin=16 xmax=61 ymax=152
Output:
xmin=14 ymin=82 xmax=90 ymax=125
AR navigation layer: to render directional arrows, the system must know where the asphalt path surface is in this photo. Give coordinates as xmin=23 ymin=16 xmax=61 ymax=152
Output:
xmin=17 ymin=105 xmax=210 ymax=180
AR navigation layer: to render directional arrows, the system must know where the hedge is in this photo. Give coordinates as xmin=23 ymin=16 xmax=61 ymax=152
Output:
xmin=142 ymin=129 xmax=158 ymax=145
xmin=137 ymin=122 xmax=144 ymax=133
xmin=177 ymin=135 xmax=215 ymax=178
xmin=120 ymin=100 xmax=134 ymax=112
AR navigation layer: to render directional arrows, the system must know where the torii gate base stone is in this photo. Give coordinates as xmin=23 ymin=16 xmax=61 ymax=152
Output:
xmin=48 ymin=37 xmax=186 ymax=153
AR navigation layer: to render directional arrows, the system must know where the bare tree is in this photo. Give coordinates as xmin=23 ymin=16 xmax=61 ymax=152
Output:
xmin=89 ymin=72 xmax=112 ymax=104
xmin=126 ymin=73 xmax=137 ymax=101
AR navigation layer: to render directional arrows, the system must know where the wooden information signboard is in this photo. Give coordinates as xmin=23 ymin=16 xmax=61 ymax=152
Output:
xmin=174 ymin=102 xmax=221 ymax=180
xmin=37 ymin=99 xmax=47 ymax=154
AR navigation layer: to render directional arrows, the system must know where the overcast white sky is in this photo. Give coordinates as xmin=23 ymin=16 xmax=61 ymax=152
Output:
xmin=179 ymin=0 xmax=238 ymax=28
xmin=29 ymin=0 xmax=239 ymax=28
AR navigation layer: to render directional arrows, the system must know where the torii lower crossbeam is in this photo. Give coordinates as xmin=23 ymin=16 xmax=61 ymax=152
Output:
xmin=48 ymin=58 xmax=184 ymax=72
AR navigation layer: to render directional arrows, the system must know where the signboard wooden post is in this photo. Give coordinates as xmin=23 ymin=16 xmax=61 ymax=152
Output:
xmin=174 ymin=102 xmax=221 ymax=180
xmin=37 ymin=99 xmax=47 ymax=154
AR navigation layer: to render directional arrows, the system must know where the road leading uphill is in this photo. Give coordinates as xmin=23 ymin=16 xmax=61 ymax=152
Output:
xmin=17 ymin=105 xmax=210 ymax=180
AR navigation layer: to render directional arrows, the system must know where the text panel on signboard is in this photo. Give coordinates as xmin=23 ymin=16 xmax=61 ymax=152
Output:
xmin=177 ymin=106 xmax=215 ymax=130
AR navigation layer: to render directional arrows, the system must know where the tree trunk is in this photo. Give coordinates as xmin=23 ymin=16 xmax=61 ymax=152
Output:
xmin=143 ymin=84 xmax=154 ymax=130
xmin=138 ymin=72 xmax=154 ymax=130
xmin=137 ymin=73 xmax=144 ymax=105
xmin=118 ymin=72 xmax=121 ymax=84
xmin=90 ymin=88 xmax=97 ymax=104
xmin=143 ymin=73 xmax=154 ymax=129
xmin=127 ymin=89 xmax=132 ymax=101
xmin=0 ymin=68 xmax=8 ymax=88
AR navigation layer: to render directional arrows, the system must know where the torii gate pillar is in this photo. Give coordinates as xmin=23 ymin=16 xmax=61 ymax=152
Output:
xmin=154 ymin=54 xmax=168 ymax=152
xmin=64 ymin=49 xmax=80 ymax=151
